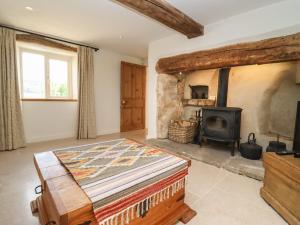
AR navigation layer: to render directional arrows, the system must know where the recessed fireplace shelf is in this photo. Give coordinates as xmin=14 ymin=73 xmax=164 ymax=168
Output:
xmin=182 ymin=99 xmax=215 ymax=107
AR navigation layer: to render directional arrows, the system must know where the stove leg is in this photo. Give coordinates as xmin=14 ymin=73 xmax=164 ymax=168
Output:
xmin=231 ymin=142 xmax=235 ymax=156
xmin=237 ymin=140 xmax=240 ymax=151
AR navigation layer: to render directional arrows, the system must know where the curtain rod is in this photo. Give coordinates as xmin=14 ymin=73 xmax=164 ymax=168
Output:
xmin=0 ymin=24 xmax=99 ymax=51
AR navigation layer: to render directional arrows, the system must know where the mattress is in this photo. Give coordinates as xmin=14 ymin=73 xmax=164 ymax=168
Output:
xmin=54 ymin=139 xmax=188 ymax=225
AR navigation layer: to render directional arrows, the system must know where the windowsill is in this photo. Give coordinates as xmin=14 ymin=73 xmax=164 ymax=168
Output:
xmin=21 ymin=98 xmax=78 ymax=102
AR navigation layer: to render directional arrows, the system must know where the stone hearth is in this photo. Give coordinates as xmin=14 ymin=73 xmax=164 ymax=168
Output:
xmin=146 ymin=139 xmax=264 ymax=181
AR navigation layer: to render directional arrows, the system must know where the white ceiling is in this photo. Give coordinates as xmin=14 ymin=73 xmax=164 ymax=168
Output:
xmin=0 ymin=0 xmax=284 ymax=58
xmin=168 ymin=0 xmax=284 ymax=25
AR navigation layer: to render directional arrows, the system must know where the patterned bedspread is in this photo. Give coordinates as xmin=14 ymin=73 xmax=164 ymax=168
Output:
xmin=54 ymin=139 xmax=188 ymax=225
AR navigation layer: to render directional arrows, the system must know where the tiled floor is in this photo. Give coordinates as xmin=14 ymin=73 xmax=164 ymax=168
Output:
xmin=0 ymin=130 xmax=287 ymax=225
xmin=179 ymin=162 xmax=287 ymax=225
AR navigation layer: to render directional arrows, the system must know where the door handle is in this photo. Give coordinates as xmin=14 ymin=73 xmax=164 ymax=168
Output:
xmin=122 ymin=100 xmax=126 ymax=105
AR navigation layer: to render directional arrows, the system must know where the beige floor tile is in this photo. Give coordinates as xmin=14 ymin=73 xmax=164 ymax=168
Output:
xmin=214 ymin=172 xmax=267 ymax=207
xmin=192 ymin=180 xmax=287 ymax=225
xmin=185 ymin=191 xmax=201 ymax=207
xmin=188 ymin=210 xmax=247 ymax=225
xmin=186 ymin=160 xmax=230 ymax=198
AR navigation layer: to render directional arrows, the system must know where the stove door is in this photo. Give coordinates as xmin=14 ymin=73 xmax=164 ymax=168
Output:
xmin=204 ymin=115 xmax=232 ymax=139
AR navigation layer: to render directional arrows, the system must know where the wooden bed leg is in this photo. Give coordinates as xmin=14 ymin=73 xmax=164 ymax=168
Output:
xmin=179 ymin=205 xmax=197 ymax=224
xmin=30 ymin=199 xmax=38 ymax=214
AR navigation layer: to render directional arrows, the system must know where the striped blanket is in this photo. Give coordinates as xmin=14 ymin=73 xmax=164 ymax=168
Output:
xmin=54 ymin=139 xmax=188 ymax=225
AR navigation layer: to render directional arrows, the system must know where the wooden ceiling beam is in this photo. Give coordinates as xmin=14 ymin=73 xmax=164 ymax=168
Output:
xmin=156 ymin=32 xmax=300 ymax=74
xmin=113 ymin=0 xmax=204 ymax=38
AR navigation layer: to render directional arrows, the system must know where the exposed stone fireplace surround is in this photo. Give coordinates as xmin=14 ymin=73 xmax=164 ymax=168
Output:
xmin=156 ymin=61 xmax=300 ymax=150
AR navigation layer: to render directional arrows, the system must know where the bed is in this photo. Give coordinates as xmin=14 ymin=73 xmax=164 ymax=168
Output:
xmin=31 ymin=139 xmax=196 ymax=225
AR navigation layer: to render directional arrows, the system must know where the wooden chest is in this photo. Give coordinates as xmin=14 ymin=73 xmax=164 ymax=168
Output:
xmin=260 ymin=153 xmax=300 ymax=225
xmin=31 ymin=151 xmax=196 ymax=225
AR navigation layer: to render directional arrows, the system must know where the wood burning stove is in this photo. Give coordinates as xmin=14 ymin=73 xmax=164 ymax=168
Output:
xmin=202 ymin=107 xmax=242 ymax=156
xmin=200 ymin=68 xmax=242 ymax=156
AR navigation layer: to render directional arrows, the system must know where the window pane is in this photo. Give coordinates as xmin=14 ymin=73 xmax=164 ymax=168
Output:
xmin=49 ymin=59 xmax=69 ymax=97
xmin=22 ymin=52 xmax=45 ymax=98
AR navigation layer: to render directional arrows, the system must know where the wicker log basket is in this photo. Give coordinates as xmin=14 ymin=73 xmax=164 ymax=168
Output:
xmin=168 ymin=120 xmax=198 ymax=144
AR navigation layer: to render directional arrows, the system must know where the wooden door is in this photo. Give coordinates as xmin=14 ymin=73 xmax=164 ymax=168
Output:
xmin=121 ymin=61 xmax=146 ymax=132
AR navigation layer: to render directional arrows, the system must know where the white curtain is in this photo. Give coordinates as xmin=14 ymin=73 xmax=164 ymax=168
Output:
xmin=77 ymin=46 xmax=97 ymax=139
xmin=0 ymin=28 xmax=26 ymax=151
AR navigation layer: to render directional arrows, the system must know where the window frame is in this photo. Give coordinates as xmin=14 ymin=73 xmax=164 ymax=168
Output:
xmin=18 ymin=47 xmax=75 ymax=101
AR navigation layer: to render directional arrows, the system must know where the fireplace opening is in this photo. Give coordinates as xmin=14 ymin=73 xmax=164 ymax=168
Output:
xmin=189 ymin=85 xmax=208 ymax=99
xmin=206 ymin=116 xmax=227 ymax=132
xmin=197 ymin=67 xmax=242 ymax=156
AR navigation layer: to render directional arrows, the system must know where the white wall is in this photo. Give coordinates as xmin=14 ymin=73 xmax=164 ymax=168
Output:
xmin=93 ymin=49 xmax=144 ymax=135
xmin=22 ymin=49 xmax=143 ymax=143
xmin=22 ymin=101 xmax=78 ymax=142
xmin=147 ymin=0 xmax=300 ymax=139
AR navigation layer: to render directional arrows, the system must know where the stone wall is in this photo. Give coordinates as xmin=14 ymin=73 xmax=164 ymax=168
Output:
xmin=157 ymin=74 xmax=183 ymax=138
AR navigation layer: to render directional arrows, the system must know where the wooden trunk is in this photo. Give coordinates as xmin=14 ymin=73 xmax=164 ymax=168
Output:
xmin=260 ymin=153 xmax=300 ymax=225
xmin=32 ymin=151 xmax=196 ymax=225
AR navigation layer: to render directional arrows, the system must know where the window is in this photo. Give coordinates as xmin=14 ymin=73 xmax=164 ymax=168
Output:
xmin=18 ymin=47 xmax=77 ymax=100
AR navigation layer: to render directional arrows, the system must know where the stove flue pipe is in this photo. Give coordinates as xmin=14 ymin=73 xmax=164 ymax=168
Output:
xmin=217 ymin=68 xmax=231 ymax=107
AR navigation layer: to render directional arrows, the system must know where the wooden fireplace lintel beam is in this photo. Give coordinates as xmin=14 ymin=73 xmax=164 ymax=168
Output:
xmin=156 ymin=32 xmax=300 ymax=74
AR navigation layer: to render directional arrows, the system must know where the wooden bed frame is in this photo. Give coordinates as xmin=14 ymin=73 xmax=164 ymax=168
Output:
xmin=31 ymin=151 xmax=196 ymax=225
